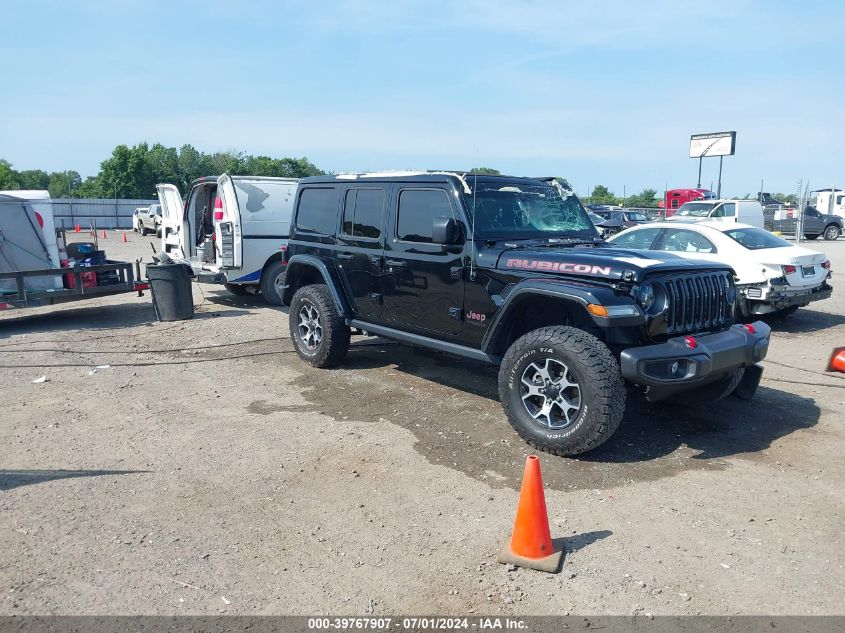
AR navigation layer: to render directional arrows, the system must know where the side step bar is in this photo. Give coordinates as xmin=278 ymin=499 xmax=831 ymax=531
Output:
xmin=347 ymin=319 xmax=500 ymax=365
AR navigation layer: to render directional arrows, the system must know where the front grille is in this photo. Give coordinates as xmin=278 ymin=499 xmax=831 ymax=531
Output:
xmin=652 ymin=271 xmax=733 ymax=335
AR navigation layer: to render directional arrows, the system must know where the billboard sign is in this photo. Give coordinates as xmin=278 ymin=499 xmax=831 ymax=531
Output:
xmin=689 ymin=131 xmax=736 ymax=158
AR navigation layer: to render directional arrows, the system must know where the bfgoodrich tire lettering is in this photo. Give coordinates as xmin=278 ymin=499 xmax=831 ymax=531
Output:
xmin=498 ymin=326 xmax=625 ymax=456
xmin=289 ymin=284 xmax=350 ymax=368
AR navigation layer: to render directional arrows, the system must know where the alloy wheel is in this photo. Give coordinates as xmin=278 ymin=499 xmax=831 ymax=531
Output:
xmin=519 ymin=358 xmax=582 ymax=429
xmin=297 ymin=303 xmax=323 ymax=350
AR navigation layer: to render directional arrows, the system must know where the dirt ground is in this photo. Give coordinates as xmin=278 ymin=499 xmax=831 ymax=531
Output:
xmin=1 ymin=230 xmax=843 ymax=616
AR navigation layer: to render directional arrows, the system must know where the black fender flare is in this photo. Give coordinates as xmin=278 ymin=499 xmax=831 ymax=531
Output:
xmin=283 ymin=254 xmax=351 ymax=317
xmin=480 ymin=280 xmax=643 ymax=355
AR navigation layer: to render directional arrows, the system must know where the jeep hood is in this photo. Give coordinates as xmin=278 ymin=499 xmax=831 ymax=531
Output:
xmin=494 ymin=246 xmax=733 ymax=282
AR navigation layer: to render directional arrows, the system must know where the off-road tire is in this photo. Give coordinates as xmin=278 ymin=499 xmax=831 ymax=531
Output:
xmin=224 ymin=283 xmax=250 ymax=296
xmin=823 ymin=224 xmax=841 ymax=241
xmin=289 ymin=284 xmax=350 ymax=368
xmin=498 ymin=326 xmax=626 ymax=456
xmin=260 ymin=261 xmax=287 ymax=306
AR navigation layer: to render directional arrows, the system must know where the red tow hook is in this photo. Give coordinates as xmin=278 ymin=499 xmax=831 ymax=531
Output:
xmin=742 ymin=323 xmax=756 ymax=334
xmin=683 ymin=335 xmax=697 ymax=349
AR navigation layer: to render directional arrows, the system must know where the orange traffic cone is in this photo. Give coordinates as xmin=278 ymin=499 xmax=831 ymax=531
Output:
xmin=497 ymin=455 xmax=564 ymax=573
xmin=74 ymin=224 xmax=81 ymax=233
xmin=121 ymin=232 xmax=128 ymax=243
xmin=828 ymin=347 xmax=845 ymax=373
xmin=101 ymin=229 xmax=107 ymax=239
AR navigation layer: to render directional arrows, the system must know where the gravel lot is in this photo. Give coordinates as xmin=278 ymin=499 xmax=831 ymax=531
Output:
xmin=1 ymin=231 xmax=843 ymax=615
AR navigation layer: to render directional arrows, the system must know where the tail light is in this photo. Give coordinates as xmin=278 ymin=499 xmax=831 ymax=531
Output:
xmin=213 ymin=196 xmax=224 ymax=221
xmin=822 ymin=260 xmax=831 ymax=270
xmin=782 ymin=265 xmax=797 ymax=275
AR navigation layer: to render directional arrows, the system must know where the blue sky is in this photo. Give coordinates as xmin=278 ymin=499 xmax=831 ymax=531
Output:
xmin=1 ymin=0 xmax=843 ymax=197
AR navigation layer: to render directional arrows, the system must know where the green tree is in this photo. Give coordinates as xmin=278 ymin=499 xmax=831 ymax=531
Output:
xmin=17 ymin=169 xmax=50 ymax=190
xmin=469 ymin=167 xmax=500 ymax=175
xmin=207 ymin=151 xmax=244 ymax=176
xmin=48 ymin=170 xmax=83 ymax=198
xmin=624 ymin=188 xmax=658 ymax=208
xmin=176 ymin=144 xmax=208 ymax=189
xmin=147 ymin=143 xmax=180 ymax=193
xmin=99 ymin=143 xmax=156 ymax=198
xmin=0 ymin=159 xmax=19 ymax=189
xmin=75 ymin=176 xmax=103 ymax=198
xmin=590 ymin=184 xmax=615 ymax=204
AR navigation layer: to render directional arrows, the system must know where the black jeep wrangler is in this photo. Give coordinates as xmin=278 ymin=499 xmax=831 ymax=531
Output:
xmin=281 ymin=173 xmax=770 ymax=456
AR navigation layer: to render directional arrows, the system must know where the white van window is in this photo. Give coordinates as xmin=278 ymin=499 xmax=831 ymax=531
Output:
xmin=234 ymin=181 xmax=294 ymax=222
xmin=712 ymin=203 xmax=735 ymax=218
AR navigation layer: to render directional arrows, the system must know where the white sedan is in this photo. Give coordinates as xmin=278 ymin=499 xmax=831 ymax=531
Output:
xmin=608 ymin=221 xmax=833 ymax=317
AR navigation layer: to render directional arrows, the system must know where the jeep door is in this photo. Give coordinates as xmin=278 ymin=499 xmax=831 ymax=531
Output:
xmin=382 ymin=185 xmax=464 ymax=335
xmin=334 ymin=186 xmax=387 ymax=321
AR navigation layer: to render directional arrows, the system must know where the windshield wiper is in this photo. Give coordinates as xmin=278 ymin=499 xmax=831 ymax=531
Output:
xmin=531 ymin=237 xmax=604 ymax=247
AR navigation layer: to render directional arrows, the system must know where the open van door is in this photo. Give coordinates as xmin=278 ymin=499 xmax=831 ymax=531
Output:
xmin=215 ymin=174 xmax=243 ymax=269
xmin=156 ymin=184 xmax=188 ymax=259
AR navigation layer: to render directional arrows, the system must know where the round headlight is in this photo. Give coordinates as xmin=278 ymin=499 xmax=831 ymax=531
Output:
xmin=637 ymin=282 xmax=655 ymax=311
xmin=724 ymin=275 xmax=736 ymax=304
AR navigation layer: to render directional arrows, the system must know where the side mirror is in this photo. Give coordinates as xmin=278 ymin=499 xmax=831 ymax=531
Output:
xmin=432 ymin=217 xmax=460 ymax=244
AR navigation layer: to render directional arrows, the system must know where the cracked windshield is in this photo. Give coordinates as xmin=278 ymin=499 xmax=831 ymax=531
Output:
xmin=466 ymin=182 xmax=595 ymax=238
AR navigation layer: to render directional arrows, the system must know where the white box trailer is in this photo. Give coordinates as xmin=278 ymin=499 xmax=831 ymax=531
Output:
xmin=0 ymin=190 xmax=62 ymax=291
xmin=813 ymin=188 xmax=845 ymax=219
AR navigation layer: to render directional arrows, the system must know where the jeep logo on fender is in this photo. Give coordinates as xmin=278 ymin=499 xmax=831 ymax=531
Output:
xmin=506 ymin=258 xmax=612 ymax=276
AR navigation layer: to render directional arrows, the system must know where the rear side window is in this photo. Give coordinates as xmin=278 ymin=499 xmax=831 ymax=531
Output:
xmin=611 ymin=227 xmax=661 ymax=250
xmin=397 ymin=189 xmax=453 ymax=243
xmin=296 ymin=188 xmax=338 ymax=234
xmin=660 ymin=229 xmax=717 ymax=253
xmin=724 ymin=227 xmax=791 ymax=250
xmin=342 ymin=188 xmax=385 ymax=239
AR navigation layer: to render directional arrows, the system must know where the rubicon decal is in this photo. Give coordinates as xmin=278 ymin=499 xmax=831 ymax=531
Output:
xmin=505 ymin=258 xmax=612 ymax=276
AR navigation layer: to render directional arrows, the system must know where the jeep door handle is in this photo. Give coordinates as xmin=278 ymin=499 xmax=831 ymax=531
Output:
xmin=336 ymin=253 xmax=355 ymax=260
xmin=385 ymin=259 xmax=405 ymax=268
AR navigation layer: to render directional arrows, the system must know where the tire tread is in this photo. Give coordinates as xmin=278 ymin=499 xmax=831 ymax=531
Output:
xmin=289 ymin=284 xmax=350 ymax=368
xmin=498 ymin=326 xmax=625 ymax=456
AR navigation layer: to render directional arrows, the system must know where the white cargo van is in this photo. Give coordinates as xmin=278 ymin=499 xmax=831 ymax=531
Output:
xmin=666 ymin=199 xmax=764 ymax=228
xmin=157 ymin=175 xmax=298 ymax=304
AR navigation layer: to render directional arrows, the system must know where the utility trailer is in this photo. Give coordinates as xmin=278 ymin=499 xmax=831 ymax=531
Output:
xmin=0 ymin=193 xmax=149 ymax=311
xmin=0 ymin=260 xmax=148 ymax=310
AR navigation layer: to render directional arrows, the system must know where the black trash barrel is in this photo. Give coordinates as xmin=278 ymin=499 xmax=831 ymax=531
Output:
xmin=146 ymin=263 xmax=194 ymax=321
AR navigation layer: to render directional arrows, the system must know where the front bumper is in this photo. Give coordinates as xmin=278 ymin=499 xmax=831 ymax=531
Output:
xmin=619 ymin=322 xmax=771 ymax=400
